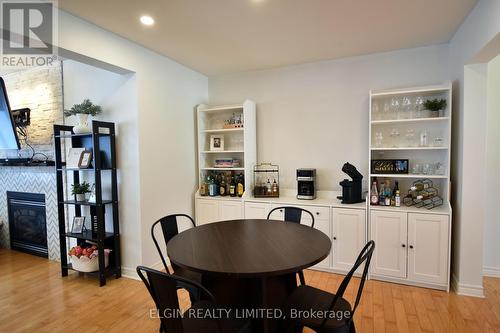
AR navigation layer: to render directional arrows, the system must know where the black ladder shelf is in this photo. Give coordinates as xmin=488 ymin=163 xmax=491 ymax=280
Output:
xmin=54 ymin=121 xmax=121 ymax=286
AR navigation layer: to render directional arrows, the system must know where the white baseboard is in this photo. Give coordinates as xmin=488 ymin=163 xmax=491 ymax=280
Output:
xmin=451 ymin=272 xmax=485 ymax=297
xmin=483 ymin=266 xmax=500 ymax=278
xmin=121 ymin=260 xmax=165 ymax=281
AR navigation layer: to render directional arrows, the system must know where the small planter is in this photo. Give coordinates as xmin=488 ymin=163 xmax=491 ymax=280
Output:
xmin=428 ymin=110 xmax=440 ymax=118
xmin=70 ymin=249 xmax=111 ymax=272
xmin=75 ymin=193 xmax=86 ymax=202
xmin=73 ymin=113 xmax=92 ymax=134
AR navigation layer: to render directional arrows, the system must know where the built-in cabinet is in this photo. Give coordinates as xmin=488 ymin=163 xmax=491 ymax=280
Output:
xmin=332 ymin=208 xmax=366 ymax=272
xmin=370 ymin=209 xmax=450 ymax=289
xmin=196 ymin=198 xmax=243 ymax=225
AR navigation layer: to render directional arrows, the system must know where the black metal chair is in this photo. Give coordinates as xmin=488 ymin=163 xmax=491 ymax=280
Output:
xmin=137 ymin=266 xmax=251 ymax=333
xmin=267 ymin=206 xmax=315 ymax=228
xmin=281 ymin=240 xmax=375 ymax=333
xmin=267 ymin=206 xmax=315 ymax=285
xmin=151 ymin=214 xmax=201 ymax=300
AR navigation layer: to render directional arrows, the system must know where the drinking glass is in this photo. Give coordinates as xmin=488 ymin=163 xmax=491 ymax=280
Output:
xmin=383 ymin=99 xmax=392 ymax=120
xmin=433 ymin=136 xmax=444 ymax=147
xmin=411 ymin=163 xmax=422 ymax=174
xmin=374 ymin=132 xmax=384 ymax=147
xmin=390 ymin=97 xmax=401 ymax=119
xmin=372 ymin=100 xmax=380 ymax=120
xmin=401 ymin=96 xmax=412 ymax=119
xmin=414 ymin=96 xmax=424 ymax=118
xmin=405 ymin=129 xmax=416 ymax=147
xmin=435 ymin=162 xmax=446 ymax=175
xmin=390 ymin=128 xmax=400 ymax=147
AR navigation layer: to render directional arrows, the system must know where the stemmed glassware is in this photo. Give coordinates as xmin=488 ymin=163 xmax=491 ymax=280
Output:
xmin=414 ymin=96 xmax=424 ymax=118
xmin=390 ymin=128 xmax=400 ymax=147
xmin=401 ymin=96 xmax=412 ymax=119
xmin=390 ymin=97 xmax=401 ymax=119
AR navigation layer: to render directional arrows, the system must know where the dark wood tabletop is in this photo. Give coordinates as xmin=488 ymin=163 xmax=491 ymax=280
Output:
xmin=167 ymin=219 xmax=331 ymax=278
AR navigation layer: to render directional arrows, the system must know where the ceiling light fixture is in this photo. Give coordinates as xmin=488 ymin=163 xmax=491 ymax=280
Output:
xmin=140 ymin=15 xmax=155 ymax=26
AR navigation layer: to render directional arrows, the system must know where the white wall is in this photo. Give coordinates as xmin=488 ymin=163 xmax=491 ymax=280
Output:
xmin=447 ymin=0 xmax=500 ymax=296
xmin=62 ymin=59 xmax=141 ymax=273
xmin=57 ymin=10 xmax=208 ymax=274
xmin=484 ymin=54 xmax=500 ymax=276
xmin=209 ymin=45 xmax=449 ymax=190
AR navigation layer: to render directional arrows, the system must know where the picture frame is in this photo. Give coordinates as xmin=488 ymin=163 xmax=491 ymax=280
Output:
xmin=71 ymin=216 xmax=86 ymax=234
xmin=87 ymin=184 xmax=97 ymax=203
xmin=78 ymin=150 xmax=93 ymax=168
xmin=210 ymin=135 xmax=224 ymax=151
xmin=66 ymin=148 xmax=85 ymax=169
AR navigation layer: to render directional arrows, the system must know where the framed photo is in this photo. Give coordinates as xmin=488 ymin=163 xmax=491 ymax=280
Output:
xmin=210 ymin=135 xmax=224 ymax=151
xmin=66 ymin=148 xmax=85 ymax=169
xmin=71 ymin=216 xmax=86 ymax=233
xmin=87 ymin=184 xmax=97 ymax=203
xmin=371 ymin=159 xmax=409 ymax=174
xmin=78 ymin=150 xmax=93 ymax=168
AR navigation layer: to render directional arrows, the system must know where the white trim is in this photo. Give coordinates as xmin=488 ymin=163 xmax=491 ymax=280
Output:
xmin=483 ymin=266 xmax=500 ymax=278
xmin=121 ymin=260 xmax=165 ymax=281
xmin=451 ymin=273 xmax=485 ymax=297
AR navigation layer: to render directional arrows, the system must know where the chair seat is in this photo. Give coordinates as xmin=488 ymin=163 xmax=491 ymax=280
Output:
xmin=183 ymin=301 xmax=251 ymax=333
xmin=284 ymin=285 xmax=353 ymax=332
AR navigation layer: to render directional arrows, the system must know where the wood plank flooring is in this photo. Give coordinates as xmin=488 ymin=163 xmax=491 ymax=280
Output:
xmin=1 ymin=249 xmax=499 ymax=332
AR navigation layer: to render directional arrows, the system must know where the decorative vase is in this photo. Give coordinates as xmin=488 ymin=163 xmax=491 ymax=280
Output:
xmin=76 ymin=193 xmax=86 ymax=202
xmin=73 ymin=114 xmax=91 ymax=134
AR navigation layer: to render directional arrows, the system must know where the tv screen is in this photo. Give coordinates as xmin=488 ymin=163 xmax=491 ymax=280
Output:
xmin=0 ymin=77 xmax=20 ymax=150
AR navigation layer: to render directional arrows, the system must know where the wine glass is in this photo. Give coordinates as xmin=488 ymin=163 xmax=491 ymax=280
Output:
xmin=414 ymin=96 xmax=424 ymax=118
xmin=401 ymin=96 xmax=412 ymax=119
xmin=390 ymin=97 xmax=401 ymax=119
xmin=390 ymin=128 xmax=400 ymax=147
xmin=383 ymin=99 xmax=391 ymax=120
xmin=372 ymin=100 xmax=380 ymax=120
xmin=405 ymin=129 xmax=416 ymax=147
xmin=374 ymin=132 xmax=384 ymax=147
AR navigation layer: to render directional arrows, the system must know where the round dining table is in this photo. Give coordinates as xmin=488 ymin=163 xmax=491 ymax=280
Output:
xmin=167 ymin=219 xmax=332 ymax=332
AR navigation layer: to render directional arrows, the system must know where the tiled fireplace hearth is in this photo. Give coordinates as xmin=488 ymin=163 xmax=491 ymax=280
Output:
xmin=0 ymin=167 xmax=60 ymax=261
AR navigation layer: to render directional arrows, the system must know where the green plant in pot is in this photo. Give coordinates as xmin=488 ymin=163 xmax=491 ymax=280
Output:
xmin=64 ymin=99 xmax=103 ymax=134
xmin=423 ymin=99 xmax=447 ymax=118
xmin=71 ymin=182 xmax=91 ymax=202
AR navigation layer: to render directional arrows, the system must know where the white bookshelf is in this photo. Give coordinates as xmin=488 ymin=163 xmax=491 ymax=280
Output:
xmin=196 ymin=100 xmax=256 ymax=198
xmin=369 ymin=82 xmax=453 ymax=207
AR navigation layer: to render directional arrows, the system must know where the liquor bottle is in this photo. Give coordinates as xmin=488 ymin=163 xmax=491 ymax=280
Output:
xmin=200 ymin=175 xmax=208 ymax=196
xmin=229 ymin=176 xmax=236 ymax=197
xmin=272 ymin=179 xmax=279 ymax=195
xmin=384 ymin=180 xmax=391 ymax=206
xmin=208 ymin=176 xmax=217 ymax=197
xmin=219 ymin=176 xmax=227 ymax=196
xmin=370 ymin=181 xmax=379 ymax=205
xmin=395 ymin=190 xmax=401 ymax=207
xmin=379 ymin=183 xmax=385 ymax=206
xmin=266 ymin=179 xmax=272 ymax=194
xmin=237 ymin=174 xmax=244 ymax=197
xmin=394 ymin=181 xmax=399 ymax=193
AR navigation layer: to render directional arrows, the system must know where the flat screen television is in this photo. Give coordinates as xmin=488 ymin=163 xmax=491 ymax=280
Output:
xmin=0 ymin=77 xmax=20 ymax=150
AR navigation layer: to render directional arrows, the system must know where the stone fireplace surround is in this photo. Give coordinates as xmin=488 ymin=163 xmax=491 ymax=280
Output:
xmin=0 ymin=166 xmax=60 ymax=261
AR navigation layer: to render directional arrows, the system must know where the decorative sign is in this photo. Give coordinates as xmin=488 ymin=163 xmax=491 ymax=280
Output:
xmin=371 ymin=159 xmax=408 ymax=174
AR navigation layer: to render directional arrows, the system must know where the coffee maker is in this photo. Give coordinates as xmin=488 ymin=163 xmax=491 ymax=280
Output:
xmin=297 ymin=169 xmax=316 ymax=200
xmin=338 ymin=163 xmax=364 ymax=204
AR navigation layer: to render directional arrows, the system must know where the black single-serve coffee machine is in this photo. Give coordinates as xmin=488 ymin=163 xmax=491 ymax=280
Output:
xmin=338 ymin=162 xmax=364 ymax=204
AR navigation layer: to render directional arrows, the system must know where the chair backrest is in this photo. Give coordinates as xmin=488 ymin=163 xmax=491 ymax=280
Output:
xmin=151 ymin=214 xmax=195 ymax=274
xmin=136 ymin=266 xmax=218 ymax=333
xmin=267 ymin=206 xmax=315 ymax=228
xmin=320 ymin=240 xmax=375 ymax=328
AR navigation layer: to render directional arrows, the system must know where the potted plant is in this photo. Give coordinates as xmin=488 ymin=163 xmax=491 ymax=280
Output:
xmin=423 ymin=98 xmax=447 ymax=118
xmin=64 ymin=99 xmax=103 ymax=134
xmin=71 ymin=182 xmax=91 ymax=202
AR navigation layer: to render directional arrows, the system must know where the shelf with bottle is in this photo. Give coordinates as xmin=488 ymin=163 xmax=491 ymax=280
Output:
xmin=371 ymin=122 xmax=448 ymax=149
xmin=198 ymin=109 xmax=244 ymax=132
xmin=370 ymin=177 xmax=446 ymax=210
xmin=199 ymin=170 xmax=246 ymax=198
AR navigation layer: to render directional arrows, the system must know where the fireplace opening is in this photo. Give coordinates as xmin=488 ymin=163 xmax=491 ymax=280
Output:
xmin=7 ymin=191 xmax=48 ymax=258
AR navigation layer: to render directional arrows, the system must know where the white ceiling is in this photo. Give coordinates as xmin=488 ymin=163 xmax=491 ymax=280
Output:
xmin=58 ymin=0 xmax=477 ymax=76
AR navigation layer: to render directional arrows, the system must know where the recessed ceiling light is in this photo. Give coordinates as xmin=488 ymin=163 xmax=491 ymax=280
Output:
xmin=140 ymin=15 xmax=155 ymax=26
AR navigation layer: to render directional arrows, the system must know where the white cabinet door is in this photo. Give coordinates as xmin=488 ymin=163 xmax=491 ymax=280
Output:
xmin=299 ymin=205 xmax=331 ymax=268
xmin=244 ymin=202 xmax=271 ymax=219
xmin=195 ymin=199 xmax=219 ymax=225
xmin=408 ymin=213 xmax=449 ymax=285
xmin=370 ymin=210 xmax=407 ymax=278
xmin=219 ymin=201 xmax=244 ymax=221
xmin=332 ymin=208 xmax=366 ymax=272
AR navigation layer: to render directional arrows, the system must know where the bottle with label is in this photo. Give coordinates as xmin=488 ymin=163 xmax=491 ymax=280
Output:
xmin=370 ymin=181 xmax=379 ymax=205
xmin=266 ymin=179 xmax=272 ymax=194
xmin=237 ymin=174 xmax=244 ymax=197
xmin=229 ymin=176 xmax=236 ymax=197
xmin=272 ymin=179 xmax=279 ymax=195
xmin=219 ymin=176 xmax=227 ymax=196
xmin=379 ymin=183 xmax=385 ymax=206
xmin=208 ymin=176 xmax=217 ymax=197
xmin=395 ymin=190 xmax=401 ymax=207
xmin=200 ymin=175 xmax=208 ymax=196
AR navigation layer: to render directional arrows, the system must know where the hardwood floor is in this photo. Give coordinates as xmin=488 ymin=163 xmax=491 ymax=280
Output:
xmin=1 ymin=249 xmax=499 ymax=333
